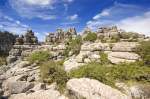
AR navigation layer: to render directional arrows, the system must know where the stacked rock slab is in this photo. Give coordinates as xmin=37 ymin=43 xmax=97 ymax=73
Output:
xmin=15 ymin=30 xmax=38 ymax=45
xmin=96 ymin=26 xmax=121 ymax=39
xmin=45 ymin=27 xmax=77 ymax=44
xmin=7 ymin=30 xmax=38 ymax=64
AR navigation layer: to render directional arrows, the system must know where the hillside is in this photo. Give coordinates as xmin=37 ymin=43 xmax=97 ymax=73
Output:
xmin=0 ymin=27 xmax=150 ymax=99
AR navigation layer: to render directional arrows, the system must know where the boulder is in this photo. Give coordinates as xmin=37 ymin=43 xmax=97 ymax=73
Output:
xmin=67 ymin=78 xmax=130 ymax=99
xmin=116 ymin=82 xmax=150 ymax=99
xmin=81 ymin=42 xmax=110 ymax=51
xmin=9 ymin=89 xmax=68 ymax=99
xmin=17 ymin=61 xmax=30 ymax=68
xmin=64 ymin=57 xmax=85 ymax=72
xmin=6 ymin=56 xmax=17 ymax=64
xmin=108 ymin=52 xmax=140 ymax=64
xmin=112 ymin=42 xmax=138 ymax=52
xmin=2 ymin=81 xmax=34 ymax=96
xmin=75 ymin=51 xmax=91 ymax=63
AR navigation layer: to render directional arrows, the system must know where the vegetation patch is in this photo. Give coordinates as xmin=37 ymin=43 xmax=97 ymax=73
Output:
xmin=40 ymin=61 xmax=69 ymax=92
xmin=64 ymin=36 xmax=82 ymax=57
xmin=99 ymin=52 xmax=110 ymax=65
xmin=28 ymin=51 xmax=50 ymax=63
xmin=135 ymin=40 xmax=150 ymax=65
xmin=0 ymin=56 xmax=6 ymax=66
xmin=69 ymin=62 xmax=150 ymax=87
xmin=83 ymin=32 xmax=97 ymax=42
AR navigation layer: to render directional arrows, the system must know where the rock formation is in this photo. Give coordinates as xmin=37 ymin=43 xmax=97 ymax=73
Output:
xmin=96 ymin=26 xmax=120 ymax=38
xmin=45 ymin=27 xmax=77 ymax=44
xmin=15 ymin=30 xmax=38 ymax=45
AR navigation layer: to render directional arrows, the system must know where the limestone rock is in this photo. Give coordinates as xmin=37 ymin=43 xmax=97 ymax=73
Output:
xmin=6 ymin=56 xmax=17 ymax=64
xmin=116 ymin=82 xmax=150 ymax=99
xmin=64 ymin=57 xmax=85 ymax=72
xmin=67 ymin=78 xmax=131 ymax=99
xmin=2 ymin=81 xmax=34 ymax=96
xmin=112 ymin=42 xmax=138 ymax=52
xmin=9 ymin=89 xmax=68 ymax=99
xmin=81 ymin=42 xmax=110 ymax=51
xmin=17 ymin=61 xmax=30 ymax=68
xmin=75 ymin=51 xmax=91 ymax=63
xmin=108 ymin=52 xmax=140 ymax=64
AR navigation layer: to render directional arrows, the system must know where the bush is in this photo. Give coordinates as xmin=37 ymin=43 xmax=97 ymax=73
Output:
xmin=64 ymin=36 xmax=82 ymax=57
xmin=110 ymin=35 xmax=120 ymax=43
xmin=99 ymin=52 xmax=110 ymax=65
xmin=83 ymin=32 xmax=97 ymax=42
xmin=28 ymin=51 xmax=50 ymax=63
xmin=120 ymin=32 xmax=139 ymax=40
xmin=135 ymin=41 xmax=150 ymax=65
xmin=0 ymin=57 xmax=6 ymax=66
xmin=70 ymin=62 xmax=150 ymax=87
xmin=40 ymin=61 xmax=69 ymax=92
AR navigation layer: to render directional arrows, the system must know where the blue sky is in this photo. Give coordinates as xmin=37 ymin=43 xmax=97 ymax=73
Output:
xmin=0 ymin=0 xmax=150 ymax=41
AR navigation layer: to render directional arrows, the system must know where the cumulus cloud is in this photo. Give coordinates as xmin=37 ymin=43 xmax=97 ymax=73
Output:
xmin=9 ymin=0 xmax=74 ymax=20
xmin=0 ymin=11 xmax=29 ymax=34
xmin=25 ymin=0 xmax=54 ymax=6
xmin=93 ymin=10 xmax=110 ymax=20
xmin=117 ymin=12 xmax=150 ymax=36
xmin=87 ymin=2 xmax=150 ymax=36
xmin=67 ymin=14 xmax=78 ymax=21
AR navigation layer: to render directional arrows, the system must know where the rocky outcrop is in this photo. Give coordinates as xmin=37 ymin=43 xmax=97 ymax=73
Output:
xmin=67 ymin=78 xmax=130 ymax=99
xmin=2 ymin=81 xmax=34 ymax=95
xmin=9 ymin=89 xmax=68 ymax=99
xmin=81 ymin=42 xmax=110 ymax=51
xmin=108 ymin=52 xmax=140 ymax=64
xmin=15 ymin=30 xmax=38 ymax=45
xmin=116 ymin=82 xmax=150 ymax=99
xmin=64 ymin=56 xmax=85 ymax=72
xmin=112 ymin=42 xmax=138 ymax=52
xmin=45 ymin=28 xmax=77 ymax=44
xmin=96 ymin=26 xmax=120 ymax=38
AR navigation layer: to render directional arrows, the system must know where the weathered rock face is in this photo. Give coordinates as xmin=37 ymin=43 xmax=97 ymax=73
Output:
xmin=108 ymin=52 xmax=140 ymax=64
xmin=15 ymin=30 xmax=38 ymax=45
xmin=81 ymin=42 xmax=110 ymax=51
xmin=67 ymin=78 xmax=130 ymax=99
xmin=2 ymin=81 xmax=34 ymax=95
xmin=116 ymin=82 xmax=150 ymax=99
xmin=96 ymin=26 xmax=120 ymax=39
xmin=9 ymin=89 xmax=68 ymax=99
xmin=45 ymin=28 xmax=77 ymax=44
xmin=64 ymin=56 xmax=85 ymax=72
xmin=112 ymin=42 xmax=138 ymax=52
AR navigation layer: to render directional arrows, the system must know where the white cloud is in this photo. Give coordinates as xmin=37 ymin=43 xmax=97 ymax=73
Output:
xmin=93 ymin=10 xmax=110 ymax=20
xmin=87 ymin=3 xmax=150 ymax=36
xmin=9 ymin=0 xmax=74 ymax=20
xmin=67 ymin=14 xmax=78 ymax=21
xmin=117 ymin=12 xmax=150 ymax=36
xmin=0 ymin=12 xmax=29 ymax=34
xmin=16 ymin=20 xmax=21 ymax=25
xmin=63 ymin=0 xmax=74 ymax=3
xmin=25 ymin=0 xmax=54 ymax=6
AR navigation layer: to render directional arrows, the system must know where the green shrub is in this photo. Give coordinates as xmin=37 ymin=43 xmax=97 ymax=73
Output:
xmin=64 ymin=36 xmax=82 ymax=57
xmin=28 ymin=51 xmax=50 ymax=63
xmin=100 ymin=52 xmax=110 ymax=65
xmin=0 ymin=57 xmax=6 ymax=66
xmin=110 ymin=35 xmax=120 ymax=43
xmin=135 ymin=41 xmax=150 ymax=65
xmin=40 ymin=61 xmax=69 ymax=92
xmin=83 ymin=32 xmax=97 ymax=42
xmin=120 ymin=32 xmax=139 ymax=40
xmin=70 ymin=62 xmax=150 ymax=87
